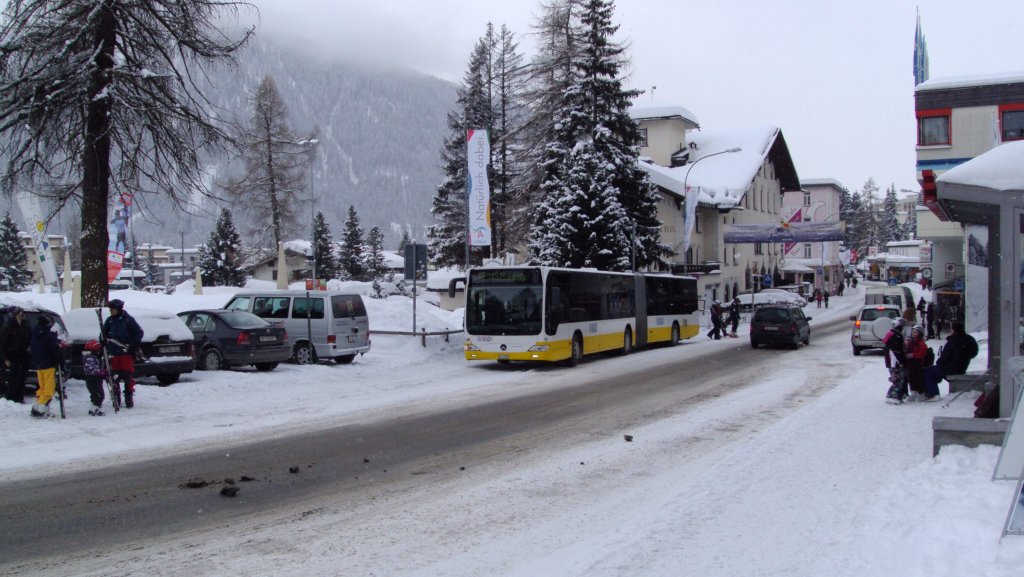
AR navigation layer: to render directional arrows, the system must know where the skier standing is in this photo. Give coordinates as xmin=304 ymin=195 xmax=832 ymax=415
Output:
xmin=883 ymin=318 xmax=908 ymax=403
xmin=29 ymin=315 xmax=62 ymax=418
xmin=102 ymin=300 xmax=143 ymax=409
xmin=1 ymin=307 xmax=31 ymax=403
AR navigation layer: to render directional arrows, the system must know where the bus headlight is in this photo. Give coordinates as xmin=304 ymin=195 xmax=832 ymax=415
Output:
xmin=527 ymin=344 xmax=549 ymax=352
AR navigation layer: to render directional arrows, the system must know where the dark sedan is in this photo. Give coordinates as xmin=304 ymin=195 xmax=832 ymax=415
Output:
xmin=750 ymin=305 xmax=811 ymax=349
xmin=177 ymin=309 xmax=290 ymax=372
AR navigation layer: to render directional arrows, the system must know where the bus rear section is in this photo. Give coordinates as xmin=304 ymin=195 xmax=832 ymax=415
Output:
xmin=640 ymin=274 xmax=700 ymax=345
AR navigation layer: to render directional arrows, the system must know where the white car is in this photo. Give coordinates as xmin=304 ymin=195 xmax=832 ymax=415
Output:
xmin=849 ymin=304 xmax=902 ymax=356
xmin=734 ymin=290 xmax=806 ymax=311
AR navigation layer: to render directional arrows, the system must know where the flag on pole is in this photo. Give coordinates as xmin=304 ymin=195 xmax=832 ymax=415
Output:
xmin=466 ymin=129 xmax=491 ymax=247
xmin=15 ymin=192 xmax=58 ymax=284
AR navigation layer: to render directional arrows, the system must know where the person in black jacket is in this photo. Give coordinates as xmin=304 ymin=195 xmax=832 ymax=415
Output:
xmin=924 ymin=322 xmax=979 ymax=399
xmin=102 ymin=299 xmax=144 ymax=408
xmin=29 ymin=315 xmax=63 ymax=418
xmin=727 ymin=297 xmax=741 ymax=337
xmin=0 ymin=307 xmax=31 ymax=403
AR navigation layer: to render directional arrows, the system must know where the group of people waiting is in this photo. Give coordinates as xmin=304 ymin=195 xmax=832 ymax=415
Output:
xmin=707 ymin=298 xmax=742 ymax=340
xmin=882 ymin=316 xmax=978 ymax=404
xmin=0 ymin=299 xmax=143 ymax=418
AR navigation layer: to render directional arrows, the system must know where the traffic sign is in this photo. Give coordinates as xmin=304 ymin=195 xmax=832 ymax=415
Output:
xmin=888 ymin=278 xmax=898 ymax=286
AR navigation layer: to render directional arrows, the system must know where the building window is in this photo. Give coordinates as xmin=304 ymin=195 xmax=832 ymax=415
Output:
xmin=1000 ymin=104 xmax=1024 ymax=141
xmin=755 ymin=242 xmax=763 ymax=255
xmin=637 ymin=127 xmax=648 ymax=147
xmin=803 ymin=244 xmax=812 ymax=258
xmin=917 ymin=108 xmax=951 ymax=146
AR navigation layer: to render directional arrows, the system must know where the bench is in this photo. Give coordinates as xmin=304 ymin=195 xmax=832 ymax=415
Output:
xmin=945 ymin=371 xmax=989 ymax=394
xmin=932 ymin=416 xmax=1009 ymax=457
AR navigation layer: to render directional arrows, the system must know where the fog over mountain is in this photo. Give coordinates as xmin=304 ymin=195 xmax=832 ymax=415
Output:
xmin=5 ymin=34 xmax=457 ymax=252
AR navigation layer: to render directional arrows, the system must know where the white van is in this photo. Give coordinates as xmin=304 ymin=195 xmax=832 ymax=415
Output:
xmin=864 ymin=286 xmax=915 ymax=312
xmin=224 ymin=290 xmax=371 ymax=364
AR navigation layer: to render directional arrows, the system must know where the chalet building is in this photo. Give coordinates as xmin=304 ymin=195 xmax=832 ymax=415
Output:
xmin=632 ymin=105 xmax=801 ymax=304
xmin=781 ymin=179 xmax=846 ymax=293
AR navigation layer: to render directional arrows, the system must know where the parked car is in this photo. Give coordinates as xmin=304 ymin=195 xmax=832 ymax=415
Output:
xmin=223 ymin=290 xmax=371 ymax=364
xmin=63 ymin=307 xmax=196 ymax=385
xmin=0 ymin=302 xmax=70 ymax=385
xmin=849 ymin=304 xmax=902 ymax=356
xmin=177 ymin=309 xmax=291 ymax=371
xmin=749 ymin=305 xmax=811 ymax=349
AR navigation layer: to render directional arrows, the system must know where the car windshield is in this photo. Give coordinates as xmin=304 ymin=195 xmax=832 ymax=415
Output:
xmin=753 ymin=308 xmax=792 ymax=323
xmin=218 ymin=311 xmax=271 ymax=329
xmin=861 ymin=308 xmax=899 ymax=322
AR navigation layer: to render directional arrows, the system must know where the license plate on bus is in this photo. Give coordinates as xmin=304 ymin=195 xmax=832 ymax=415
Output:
xmin=158 ymin=345 xmax=180 ymax=353
xmin=347 ymin=335 xmax=357 ymax=343
xmin=259 ymin=335 xmax=277 ymax=342
xmin=498 ymin=354 xmax=510 ymax=360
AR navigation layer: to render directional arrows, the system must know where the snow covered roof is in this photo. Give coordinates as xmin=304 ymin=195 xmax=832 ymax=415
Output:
xmin=629 ymin=104 xmax=700 ymax=129
xmin=800 ymin=178 xmax=845 ymax=189
xmin=937 ymin=140 xmax=1024 ymax=192
xmin=283 ymin=239 xmax=312 ymax=256
xmin=637 ymin=125 xmax=800 ymax=208
xmin=426 ymin=267 xmax=465 ymax=291
xmin=916 ymin=70 xmax=1024 ymax=92
xmin=887 ymin=240 xmax=923 ymax=247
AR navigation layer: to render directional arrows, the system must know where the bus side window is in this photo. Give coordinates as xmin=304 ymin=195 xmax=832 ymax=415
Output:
xmin=546 ymin=287 xmax=561 ymax=334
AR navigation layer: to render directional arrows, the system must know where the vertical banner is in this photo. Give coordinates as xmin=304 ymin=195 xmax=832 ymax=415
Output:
xmin=107 ymin=194 xmax=132 ymax=283
xmin=783 ymin=208 xmax=803 ymax=255
xmin=14 ymin=192 xmax=58 ymax=284
xmin=466 ymin=129 xmax=491 ymax=246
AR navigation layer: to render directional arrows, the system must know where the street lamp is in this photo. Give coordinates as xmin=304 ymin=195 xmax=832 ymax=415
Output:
xmin=682 ymin=147 xmax=742 ymax=256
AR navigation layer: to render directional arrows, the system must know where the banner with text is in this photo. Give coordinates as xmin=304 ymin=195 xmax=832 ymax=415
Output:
xmin=466 ymin=129 xmax=491 ymax=246
xmin=15 ymin=192 xmax=58 ymax=284
xmin=723 ymin=221 xmax=846 ymax=244
xmin=107 ymin=194 xmax=133 ymax=282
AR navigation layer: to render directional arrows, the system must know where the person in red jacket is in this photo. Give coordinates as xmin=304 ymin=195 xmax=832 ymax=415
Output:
xmin=904 ymin=325 xmax=929 ymax=401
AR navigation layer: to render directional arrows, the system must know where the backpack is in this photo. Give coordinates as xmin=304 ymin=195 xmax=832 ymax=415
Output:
xmin=924 ymin=346 xmax=935 ymax=368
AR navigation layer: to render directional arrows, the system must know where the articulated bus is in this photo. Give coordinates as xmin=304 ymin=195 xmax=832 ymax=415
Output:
xmin=464 ymin=266 xmax=699 ymax=365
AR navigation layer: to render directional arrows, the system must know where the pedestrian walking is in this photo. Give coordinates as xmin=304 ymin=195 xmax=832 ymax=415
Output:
xmin=706 ymin=300 xmax=724 ymax=340
xmin=815 ymin=289 xmax=822 ymax=309
xmin=925 ymin=301 xmax=936 ymax=339
xmin=29 ymin=314 xmax=63 ymax=418
xmin=916 ymin=297 xmax=926 ymax=319
xmin=728 ymin=297 xmax=741 ymax=337
xmin=935 ymin=308 xmax=945 ymax=340
xmin=102 ymin=299 xmax=144 ymax=409
xmin=0 ymin=307 xmax=31 ymax=404
xmin=823 ymin=289 xmax=830 ymax=309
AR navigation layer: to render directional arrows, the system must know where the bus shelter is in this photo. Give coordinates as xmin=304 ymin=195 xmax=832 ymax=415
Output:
xmin=935 ymin=141 xmax=1024 ymax=418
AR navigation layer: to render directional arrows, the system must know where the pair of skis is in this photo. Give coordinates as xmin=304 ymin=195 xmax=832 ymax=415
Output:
xmin=95 ymin=308 xmax=123 ymax=413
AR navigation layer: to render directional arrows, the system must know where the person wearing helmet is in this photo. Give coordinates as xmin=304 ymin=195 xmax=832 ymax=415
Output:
xmin=82 ymin=340 xmax=106 ymax=416
xmin=102 ymin=299 xmax=144 ymax=408
xmin=882 ymin=318 xmax=908 ymax=403
xmin=1 ymin=306 xmax=31 ymax=403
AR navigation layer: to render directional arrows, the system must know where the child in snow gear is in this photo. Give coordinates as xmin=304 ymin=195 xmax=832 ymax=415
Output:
xmin=30 ymin=315 xmax=63 ymax=418
xmin=883 ymin=318 xmax=908 ymax=404
xmin=728 ymin=298 xmax=741 ymax=337
xmin=0 ymin=306 xmax=31 ymax=403
xmin=904 ymin=325 xmax=929 ymax=401
xmin=102 ymin=300 xmax=143 ymax=409
xmin=82 ymin=340 xmax=107 ymax=416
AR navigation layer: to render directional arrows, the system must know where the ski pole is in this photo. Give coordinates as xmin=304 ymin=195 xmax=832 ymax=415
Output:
xmin=56 ymin=363 xmax=66 ymax=419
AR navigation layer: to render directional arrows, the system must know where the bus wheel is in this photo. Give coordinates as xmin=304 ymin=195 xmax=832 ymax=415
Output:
xmin=568 ymin=334 xmax=583 ymax=367
xmin=621 ymin=328 xmax=633 ymax=355
xmin=670 ymin=323 xmax=680 ymax=345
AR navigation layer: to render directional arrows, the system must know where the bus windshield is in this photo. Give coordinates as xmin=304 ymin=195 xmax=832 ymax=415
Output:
xmin=466 ymin=269 xmax=543 ymax=335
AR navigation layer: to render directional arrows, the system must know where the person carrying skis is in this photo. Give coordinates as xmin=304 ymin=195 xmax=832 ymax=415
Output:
xmin=102 ymin=299 xmax=143 ymax=409
xmin=82 ymin=340 xmax=107 ymax=416
xmin=29 ymin=315 xmax=63 ymax=418
xmin=1 ymin=306 xmax=31 ymax=404
xmin=727 ymin=297 xmax=741 ymax=337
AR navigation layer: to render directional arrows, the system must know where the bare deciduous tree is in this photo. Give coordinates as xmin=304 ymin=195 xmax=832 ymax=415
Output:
xmin=0 ymin=0 xmax=253 ymax=306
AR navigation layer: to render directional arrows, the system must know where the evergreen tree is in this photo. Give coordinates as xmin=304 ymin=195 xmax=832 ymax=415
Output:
xmin=139 ymin=245 xmax=159 ymax=288
xmin=852 ymin=178 xmax=881 ymax=256
xmin=339 ymin=205 xmax=366 ymax=281
xmin=197 ymin=208 xmax=246 ymax=287
xmin=0 ymin=212 xmax=31 ymax=290
xmin=0 ymin=0 xmax=252 ymax=307
xmin=881 ymin=184 xmax=904 ymax=244
xmin=397 ymin=229 xmax=412 ymax=255
xmin=311 ymin=211 xmax=338 ymax=281
xmin=529 ymin=0 xmax=668 ymax=270
xmin=365 ymin=226 xmax=387 ymax=281
xmin=224 ymin=75 xmax=315 ymax=248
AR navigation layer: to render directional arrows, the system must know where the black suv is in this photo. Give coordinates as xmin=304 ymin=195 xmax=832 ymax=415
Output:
xmin=750 ymin=305 xmax=811 ymax=349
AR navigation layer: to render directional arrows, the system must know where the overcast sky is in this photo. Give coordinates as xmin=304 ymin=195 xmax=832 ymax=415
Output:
xmin=250 ymin=0 xmax=1024 ymax=198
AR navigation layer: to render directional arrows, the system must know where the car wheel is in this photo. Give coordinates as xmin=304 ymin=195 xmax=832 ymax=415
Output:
xmin=670 ymin=323 xmax=680 ymax=345
xmin=254 ymin=362 xmax=277 ymax=372
xmin=568 ymin=333 xmax=584 ymax=367
xmin=156 ymin=373 xmax=179 ymax=386
xmin=791 ymin=335 xmax=800 ymax=349
xmin=750 ymin=340 xmax=758 ymax=349
xmin=803 ymin=332 xmax=810 ymax=345
xmin=335 ymin=354 xmax=356 ymax=364
xmin=853 ymin=346 xmax=862 ymax=356
xmin=621 ymin=328 xmax=633 ymax=355
xmin=200 ymin=348 xmax=224 ymax=371
xmin=294 ymin=343 xmax=316 ymax=365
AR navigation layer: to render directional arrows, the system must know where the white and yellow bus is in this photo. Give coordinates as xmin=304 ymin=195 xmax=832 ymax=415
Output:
xmin=464 ymin=266 xmax=699 ymax=365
